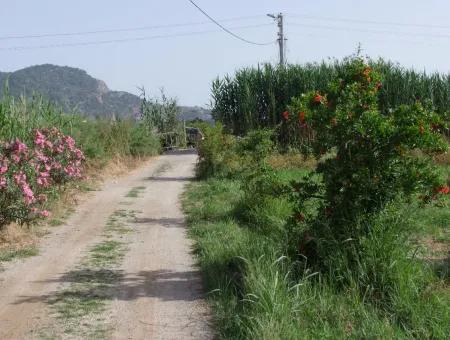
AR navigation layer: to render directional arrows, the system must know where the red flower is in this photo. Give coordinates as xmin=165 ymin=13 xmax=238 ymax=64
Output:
xmin=362 ymin=67 xmax=371 ymax=78
xmin=282 ymin=111 xmax=289 ymax=120
xmin=435 ymin=185 xmax=450 ymax=195
xmin=298 ymin=111 xmax=305 ymax=123
xmin=375 ymin=82 xmax=382 ymax=90
xmin=313 ymin=94 xmax=322 ymax=104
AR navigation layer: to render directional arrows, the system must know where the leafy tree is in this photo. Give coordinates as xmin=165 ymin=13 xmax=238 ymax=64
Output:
xmin=140 ymin=88 xmax=179 ymax=134
xmin=286 ymin=57 xmax=448 ymax=268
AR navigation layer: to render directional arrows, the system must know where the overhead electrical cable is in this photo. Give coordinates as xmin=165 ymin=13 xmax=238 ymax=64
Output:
xmin=0 ymin=23 xmax=273 ymax=51
xmin=0 ymin=14 xmax=268 ymax=41
xmin=187 ymin=0 xmax=274 ymax=46
xmin=287 ymin=22 xmax=450 ymax=40
xmin=288 ymin=13 xmax=450 ymax=30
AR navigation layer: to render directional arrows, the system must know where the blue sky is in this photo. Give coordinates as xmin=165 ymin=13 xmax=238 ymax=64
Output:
xmin=1 ymin=0 xmax=450 ymax=106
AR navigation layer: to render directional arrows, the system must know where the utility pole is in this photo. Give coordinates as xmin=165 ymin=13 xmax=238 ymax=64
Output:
xmin=267 ymin=13 xmax=286 ymax=66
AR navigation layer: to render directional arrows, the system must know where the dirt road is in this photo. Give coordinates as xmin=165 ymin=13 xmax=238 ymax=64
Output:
xmin=0 ymin=151 xmax=211 ymax=339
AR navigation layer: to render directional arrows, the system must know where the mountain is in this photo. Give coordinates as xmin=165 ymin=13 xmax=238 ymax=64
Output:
xmin=0 ymin=64 xmax=212 ymax=121
xmin=179 ymin=106 xmax=213 ymax=123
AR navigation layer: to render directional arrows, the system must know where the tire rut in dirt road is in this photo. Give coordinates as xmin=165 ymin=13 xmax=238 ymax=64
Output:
xmin=0 ymin=151 xmax=212 ymax=339
xmin=110 ymin=152 xmax=211 ymax=340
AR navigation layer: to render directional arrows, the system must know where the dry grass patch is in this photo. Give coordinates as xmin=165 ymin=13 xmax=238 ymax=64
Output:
xmin=268 ymin=153 xmax=317 ymax=170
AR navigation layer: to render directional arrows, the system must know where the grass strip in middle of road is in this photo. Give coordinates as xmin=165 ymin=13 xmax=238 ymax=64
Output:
xmin=41 ymin=209 xmax=138 ymax=339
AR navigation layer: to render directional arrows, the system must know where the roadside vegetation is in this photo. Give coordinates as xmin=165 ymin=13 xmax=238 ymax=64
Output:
xmin=184 ymin=56 xmax=450 ymax=338
xmin=212 ymin=57 xmax=450 ymax=144
xmin=0 ymin=90 xmax=162 ymax=263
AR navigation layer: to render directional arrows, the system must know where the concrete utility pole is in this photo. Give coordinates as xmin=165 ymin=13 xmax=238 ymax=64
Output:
xmin=267 ymin=13 xmax=286 ymax=66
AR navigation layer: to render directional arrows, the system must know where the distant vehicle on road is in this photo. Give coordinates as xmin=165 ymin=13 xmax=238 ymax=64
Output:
xmin=185 ymin=127 xmax=204 ymax=147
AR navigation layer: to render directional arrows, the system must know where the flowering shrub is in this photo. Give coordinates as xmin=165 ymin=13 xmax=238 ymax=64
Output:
xmin=286 ymin=57 xmax=449 ymax=266
xmin=0 ymin=128 xmax=84 ymax=229
xmin=33 ymin=128 xmax=84 ymax=185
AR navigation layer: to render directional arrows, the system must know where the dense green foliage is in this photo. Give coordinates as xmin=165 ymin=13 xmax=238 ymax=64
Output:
xmin=183 ymin=176 xmax=449 ymax=339
xmin=286 ymin=58 xmax=448 ymax=273
xmin=140 ymin=89 xmax=188 ymax=149
xmin=190 ymin=58 xmax=449 ymax=338
xmin=0 ymin=93 xmax=160 ymax=162
xmin=212 ymin=58 xmax=450 ymax=137
xmin=0 ymin=93 xmax=160 ymax=229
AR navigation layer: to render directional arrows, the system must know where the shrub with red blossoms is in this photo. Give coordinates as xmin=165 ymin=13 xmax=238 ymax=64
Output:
xmin=0 ymin=128 xmax=85 ymax=229
xmin=286 ymin=56 xmax=448 ymax=272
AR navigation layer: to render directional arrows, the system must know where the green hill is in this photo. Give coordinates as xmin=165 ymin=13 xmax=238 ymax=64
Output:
xmin=0 ymin=64 xmax=212 ymax=121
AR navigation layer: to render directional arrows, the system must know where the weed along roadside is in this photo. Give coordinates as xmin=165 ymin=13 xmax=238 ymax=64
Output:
xmin=183 ymin=57 xmax=450 ymax=338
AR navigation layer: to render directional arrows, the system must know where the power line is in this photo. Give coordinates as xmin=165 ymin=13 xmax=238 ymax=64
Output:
xmin=0 ymin=23 xmax=274 ymax=51
xmin=287 ymin=22 xmax=450 ymax=40
xmin=287 ymin=31 xmax=446 ymax=48
xmin=0 ymin=15 xmax=268 ymax=41
xmin=187 ymin=0 xmax=274 ymax=46
xmin=288 ymin=13 xmax=450 ymax=30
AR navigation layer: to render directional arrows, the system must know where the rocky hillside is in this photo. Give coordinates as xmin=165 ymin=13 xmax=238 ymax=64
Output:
xmin=0 ymin=64 xmax=212 ymax=121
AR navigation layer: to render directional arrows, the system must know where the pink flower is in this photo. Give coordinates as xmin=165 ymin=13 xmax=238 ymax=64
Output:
xmin=11 ymin=138 xmax=28 ymax=154
xmin=0 ymin=163 xmax=8 ymax=175
xmin=39 ymin=171 xmax=50 ymax=178
xmin=34 ymin=130 xmax=46 ymax=147
xmin=44 ymin=140 xmax=53 ymax=149
xmin=74 ymin=148 xmax=85 ymax=160
xmin=51 ymin=161 xmax=62 ymax=170
xmin=13 ymin=171 xmax=27 ymax=185
xmin=37 ymin=177 xmax=51 ymax=187
xmin=64 ymin=136 xmax=76 ymax=150
xmin=55 ymin=143 xmax=65 ymax=153
xmin=0 ymin=176 xmax=6 ymax=189
xmin=39 ymin=210 xmax=50 ymax=218
xmin=35 ymin=151 xmax=49 ymax=163
xmin=18 ymin=182 xmax=35 ymax=205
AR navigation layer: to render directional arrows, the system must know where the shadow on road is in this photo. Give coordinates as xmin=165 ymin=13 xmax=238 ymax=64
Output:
xmin=12 ymin=268 xmax=205 ymax=306
xmin=163 ymin=149 xmax=198 ymax=155
xmin=134 ymin=217 xmax=185 ymax=229
xmin=145 ymin=176 xmax=194 ymax=182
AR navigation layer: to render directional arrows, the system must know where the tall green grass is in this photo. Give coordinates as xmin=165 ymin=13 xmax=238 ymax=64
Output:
xmin=0 ymin=92 xmax=160 ymax=161
xmin=200 ymin=58 xmax=450 ymax=337
xmin=183 ymin=173 xmax=449 ymax=339
xmin=212 ymin=59 xmax=450 ymax=136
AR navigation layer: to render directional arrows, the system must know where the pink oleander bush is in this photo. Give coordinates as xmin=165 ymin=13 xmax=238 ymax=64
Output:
xmin=0 ymin=128 xmax=85 ymax=229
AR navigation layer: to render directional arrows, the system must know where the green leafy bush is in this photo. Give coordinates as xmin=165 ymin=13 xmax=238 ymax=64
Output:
xmin=129 ymin=123 xmax=161 ymax=157
xmin=0 ymin=93 xmax=161 ymax=229
xmin=196 ymin=123 xmax=240 ymax=179
xmin=285 ymin=57 xmax=449 ymax=324
xmin=211 ymin=58 xmax=450 ymax=142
